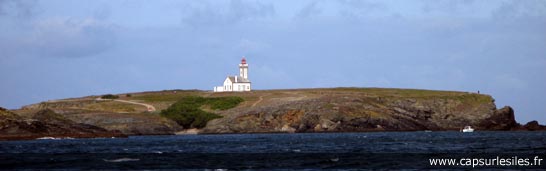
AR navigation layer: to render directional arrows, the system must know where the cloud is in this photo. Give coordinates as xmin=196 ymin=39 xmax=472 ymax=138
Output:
xmin=295 ymin=1 xmax=322 ymax=20
xmin=93 ymin=3 xmax=112 ymax=20
xmin=1 ymin=0 xmax=118 ymax=59
xmin=236 ymin=38 xmax=271 ymax=53
xmin=420 ymin=0 xmax=476 ymax=15
xmin=0 ymin=0 xmax=545 ymax=123
xmin=417 ymin=0 xmax=546 ymax=19
xmin=1 ymin=17 xmax=118 ymax=58
xmin=491 ymin=0 xmax=546 ymax=19
xmin=336 ymin=0 xmax=387 ymax=19
xmin=180 ymin=0 xmax=274 ymax=27
xmin=0 ymin=0 xmax=37 ymax=17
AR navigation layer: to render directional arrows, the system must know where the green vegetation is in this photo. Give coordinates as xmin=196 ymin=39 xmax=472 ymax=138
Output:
xmin=160 ymin=96 xmax=244 ymax=128
xmin=328 ymin=87 xmax=493 ymax=104
xmin=126 ymin=94 xmax=132 ymax=97
xmin=85 ymin=101 xmax=139 ymax=112
xmin=327 ymin=87 xmax=465 ymax=97
xmin=101 ymin=94 xmax=119 ymax=99
xmin=207 ymin=96 xmax=245 ymax=110
xmin=456 ymin=93 xmax=494 ymax=107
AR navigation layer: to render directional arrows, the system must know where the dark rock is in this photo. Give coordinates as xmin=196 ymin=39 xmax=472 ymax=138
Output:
xmin=1 ymin=108 xmax=125 ymax=141
xmin=522 ymin=121 xmax=546 ymax=131
xmin=478 ymin=106 xmax=518 ymax=130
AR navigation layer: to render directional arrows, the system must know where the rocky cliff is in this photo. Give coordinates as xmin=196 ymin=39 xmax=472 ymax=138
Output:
xmin=0 ymin=107 xmax=125 ymax=141
xmin=202 ymin=88 xmax=526 ymax=133
xmin=18 ymin=99 xmax=183 ymax=135
xmin=7 ymin=88 xmax=543 ymax=138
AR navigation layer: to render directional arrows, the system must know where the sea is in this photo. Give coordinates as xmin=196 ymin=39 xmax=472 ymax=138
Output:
xmin=1 ymin=131 xmax=545 ymax=170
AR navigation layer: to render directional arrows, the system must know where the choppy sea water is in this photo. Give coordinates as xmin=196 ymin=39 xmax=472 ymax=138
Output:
xmin=1 ymin=131 xmax=545 ymax=170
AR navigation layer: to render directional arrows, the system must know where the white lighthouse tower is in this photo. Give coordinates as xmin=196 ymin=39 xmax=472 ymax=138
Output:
xmin=213 ymin=57 xmax=252 ymax=92
xmin=239 ymin=57 xmax=248 ymax=79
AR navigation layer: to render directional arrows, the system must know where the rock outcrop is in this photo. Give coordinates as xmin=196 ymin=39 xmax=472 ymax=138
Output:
xmin=1 ymin=107 xmax=125 ymax=141
xmin=19 ymin=107 xmax=183 ymax=136
xmin=202 ymin=89 xmax=537 ymax=133
xmin=477 ymin=106 xmax=518 ymax=130
xmin=58 ymin=109 xmax=183 ymax=135
xmin=521 ymin=121 xmax=546 ymax=131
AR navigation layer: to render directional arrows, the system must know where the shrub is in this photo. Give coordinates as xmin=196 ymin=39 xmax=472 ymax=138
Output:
xmin=160 ymin=96 xmax=243 ymax=129
xmin=126 ymin=94 xmax=132 ymax=97
xmin=208 ymin=96 xmax=245 ymax=110
xmin=101 ymin=94 xmax=119 ymax=99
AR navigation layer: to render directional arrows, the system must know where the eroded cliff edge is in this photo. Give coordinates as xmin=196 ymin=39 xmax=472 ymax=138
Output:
xmin=202 ymin=88 xmax=523 ymax=133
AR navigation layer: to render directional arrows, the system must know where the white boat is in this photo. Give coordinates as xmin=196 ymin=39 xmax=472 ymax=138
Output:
xmin=461 ymin=126 xmax=474 ymax=132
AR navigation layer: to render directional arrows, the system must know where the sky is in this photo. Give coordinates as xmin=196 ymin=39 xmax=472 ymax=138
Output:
xmin=0 ymin=0 xmax=545 ymax=123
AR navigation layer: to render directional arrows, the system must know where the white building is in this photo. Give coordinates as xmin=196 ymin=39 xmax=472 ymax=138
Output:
xmin=214 ymin=57 xmax=251 ymax=92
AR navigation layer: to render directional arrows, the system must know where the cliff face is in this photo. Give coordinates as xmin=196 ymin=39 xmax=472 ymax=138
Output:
xmin=203 ymin=89 xmax=516 ymax=133
xmin=19 ymin=100 xmax=183 ymax=136
xmin=477 ymin=106 xmax=518 ymax=130
xmin=0 ymin=107 xmax=125 ymax=141
xmin=57 ymin=109 xmax=183 ymax=135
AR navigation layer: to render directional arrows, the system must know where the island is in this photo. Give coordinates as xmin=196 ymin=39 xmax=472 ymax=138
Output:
xmin=2 ymin=88 xmax=545 ymax=141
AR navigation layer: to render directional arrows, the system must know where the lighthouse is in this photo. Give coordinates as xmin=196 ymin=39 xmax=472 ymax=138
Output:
xmin=239 ymin=57 xmax=248 ymax=79
xmin=213 ymin=57 xmax=252 ymax=92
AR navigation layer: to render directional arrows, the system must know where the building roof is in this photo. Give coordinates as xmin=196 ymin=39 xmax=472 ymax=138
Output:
xmin=227 ymin=76 xmax=251 ymax=83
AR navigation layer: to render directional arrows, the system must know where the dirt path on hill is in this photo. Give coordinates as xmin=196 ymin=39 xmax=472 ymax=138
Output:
xmin=96 ymin=98 xmax=156 ymax=112
xmin=251 ymin=95 xmax=265 ymax=107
